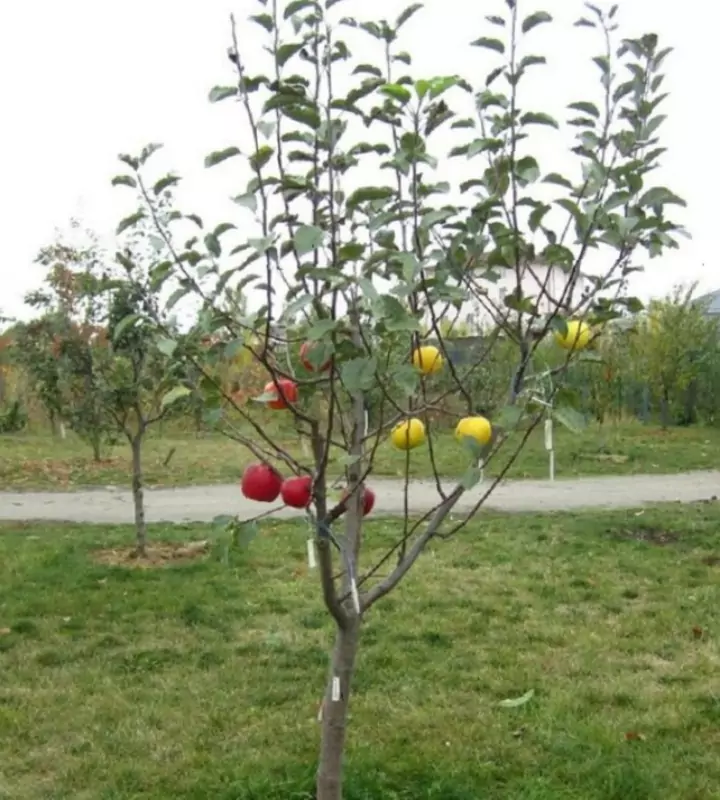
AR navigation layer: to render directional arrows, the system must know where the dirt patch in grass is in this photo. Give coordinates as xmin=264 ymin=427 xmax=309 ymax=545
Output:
xmin=614 ymin=525 xmax=680 ymax=546
xmin=92 ymin=540 xmax=210 ymax=568
xmin=700 ymin=554 xmax=720 ymax=566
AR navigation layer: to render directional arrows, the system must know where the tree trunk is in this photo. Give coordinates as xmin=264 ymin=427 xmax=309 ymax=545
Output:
xmin=91 ymin=437 xmax=102 ymax=462
xmin=130 ymin=434 xmax=147 ymax=556
xmin=316 ymin=620 xmax=361 ymax=800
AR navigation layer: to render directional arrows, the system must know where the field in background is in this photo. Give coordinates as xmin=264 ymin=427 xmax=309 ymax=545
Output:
xmin=1 ymin=418 xmax=719 ymax=491
xmin=1 ymin=504 xmax=719 ymax=798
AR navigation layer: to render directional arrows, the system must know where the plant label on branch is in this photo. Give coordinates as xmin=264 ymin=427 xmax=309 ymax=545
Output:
xmin=331 ymin=676 xmax=341 ymax=703
xmin=544 ymin=418 xmax=553 ymax=451
xmin=544 ymin=418 xmax=555 ymax=482
xmin=307 ymin=537 xmax=317 ymax=569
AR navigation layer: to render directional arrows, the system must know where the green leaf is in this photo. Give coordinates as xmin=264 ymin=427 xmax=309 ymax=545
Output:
xmin=209 ymin=86 xmax=237 ymax=103
xmin=249 ymin=236 xmax=274 ymax=254
xmin=153 ymin=174 xmax=180 ymax=195
xmin=499 ymin=689 xmax=535 ymax=709
xmin=521 ymin=11 xmax=552 ymax=33
xmin=139 ymin=142 xmax=162 ymax=165
xmin=340 ymin=357 xmax=377 ymax=392
xmin=460 ymin=466 xmax=483 ymax=490
xmin=396 ymin=2 xmax=423 ymax=28
xmin=232 ymin=193 xmax=258 ymax=213
xmin=224 ymin=339 xmax=245 ymax=359
xmin=428 ymin=75 xmax=459 ymax=99
xmin=250 ymin=13 xmax=273 ymax=31
xmin=519 ymin=54 xmax=547 ymax=70
xmin=307 ymin=319 xmax=339 ymax=340
xmin=161 ymin=386 xmax=192 ymax=409
xmin=375 ymin=296 xmax=420 ymax=332
xmin=392 ymin=364 xmax=420 ymax=397
xmin=470 ymin=37 xmax=505 ymax=54
xmin=284 ymin=0 xmax=317 ymax=17
xmin=205 ymin=147 xmax=241 ymax=168
xmin=231 ymin=521 xmax=258 ymax=549
xmin=568 ymin=101 xmax=600 ymax=118
xmin=338 ymin=242 xmax=366 ymax=262
xmin=552 ymin=405 xmax=586 ymax=434
xmin=380 ymin=83 xmax=412 ymax=103
xmin=357 ymin=278 xmax=378 ymax=301
xmin=528 ymin=203 xmax=550 ymax=231
xmin=283 ymin=294 xmax=313 ymax=319
xmin=493 ymin=405 xmax=523 ymax=430
xmin=515 ymin=156 xmax=540 ymax=183
xmin=543 ymin=172 xmax=573 ymax=189
xmin=555 ymin=198 xmax=583 ymax=222
xmin=277 ymin=43 xmax=303 ymax=67
xmin=211 ymin=514 xmax=235 ymax=529
xmin=415 ymin=79 xmax=430 ymax=99
xmin=205 ymin=233 xmax=221 ymax=258
xmin=520 ymin=111 xmax=559 ymax=128
xmin=116 ymin=211 xmax=145 ymax=235
xmin=294 ymin=225 xmax=325 ymax=255
xmin=111 ymin=175 xmax=136 ymax=188
xmin=250 ymin=145 xmax=274 ymax=170
xmin=281 ymin=104 xmax=322 ymax=130
xmin=156 ymin=337 xmax=177 ymax=357
xmin=258 ymin=120 xmax=276 ymax=139
xmin=638 ymin=187 xmax=686 ymax=208
xmin=346 ymin=186 xmax=395 ymax=208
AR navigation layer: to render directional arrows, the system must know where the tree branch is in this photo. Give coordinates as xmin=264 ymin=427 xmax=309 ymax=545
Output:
xmin=361 ymin=485 xmax=465 ymax=611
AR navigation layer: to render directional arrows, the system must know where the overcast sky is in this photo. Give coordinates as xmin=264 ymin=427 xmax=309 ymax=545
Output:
xmin=0 ymin=0 xmax=714 ymax=322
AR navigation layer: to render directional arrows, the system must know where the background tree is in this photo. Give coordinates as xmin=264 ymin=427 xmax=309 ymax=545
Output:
xmin=16 ymin=234 xmax=117 ymax=458
xmin=16 ymin=215 xmax=188 ymax=555
xmin=629 ymin=284 xmax=720 ymax=426
xmin=112 ymin=1 xmax=686 ymax=797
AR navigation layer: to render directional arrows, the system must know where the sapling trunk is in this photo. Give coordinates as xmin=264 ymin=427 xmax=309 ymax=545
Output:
xmin=130 ymin=433 xmax=147 ymax=556
xmin=316 ymin=619 xmax=361 ymax=800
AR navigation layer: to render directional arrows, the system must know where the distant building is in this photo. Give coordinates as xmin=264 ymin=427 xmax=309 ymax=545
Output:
xmin=423 ymin=260 xmax=593 ymax=332
xmin=694 ymin=289 xmax=720 ymax=317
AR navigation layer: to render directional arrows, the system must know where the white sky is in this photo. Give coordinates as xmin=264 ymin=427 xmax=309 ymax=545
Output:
xmin=0 ymin=0 xmax=715 ymax=322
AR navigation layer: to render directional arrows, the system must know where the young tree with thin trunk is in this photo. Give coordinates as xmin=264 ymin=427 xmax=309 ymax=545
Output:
xmin=18 ymin=234 xmax=117 ymax=459
xmin=112 ymin=1 xmax=685 ymax=796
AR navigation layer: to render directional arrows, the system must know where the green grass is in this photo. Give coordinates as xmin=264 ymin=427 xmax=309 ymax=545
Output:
xmin=1 ymin=418 xmax=719 ymax=491
xmin=2 ymin=504 xmax=720 ymax=798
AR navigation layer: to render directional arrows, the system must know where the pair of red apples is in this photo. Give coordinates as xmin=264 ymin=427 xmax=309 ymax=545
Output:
xmin=240 ymin=463 xmax=375 ymax=514
xmin=262 ymin=342 xmax=330 ymax=409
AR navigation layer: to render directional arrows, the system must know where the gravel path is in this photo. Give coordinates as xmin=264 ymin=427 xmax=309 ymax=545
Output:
xmin=1 ymin=471 xmax=718 ymax=524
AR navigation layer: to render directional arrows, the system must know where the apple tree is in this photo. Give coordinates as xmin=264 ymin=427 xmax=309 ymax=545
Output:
xmin=628 ymin=285 xmax=720 ymax=426
xmin=17 ymin=234 xmax=118 ymax=458
xmin=112 ymin=0 xmax=686 ymax=796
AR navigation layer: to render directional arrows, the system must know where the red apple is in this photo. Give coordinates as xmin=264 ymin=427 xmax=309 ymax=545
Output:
xmin=281 ymin=475 xmax=313 ymax=509
xmin=299 ymin=341 xmax=331 ymax=373
xmin=240 ymin=463 xmax=283 ymax=503
xmin=263 ymin=378 xmax=298 ymax=410
xmin=340 ymin=486 xmax=375 ymax=517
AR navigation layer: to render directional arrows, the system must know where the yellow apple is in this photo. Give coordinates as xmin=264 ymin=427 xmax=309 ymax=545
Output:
xmin=390 ymin=418 xmax=426 ymax=450
xmin=411 ymin=345 xmax=443 ymax=375
xmin=554 ymin=320 xmax=591 ymax=351
xmin=455 ymin=416 xmax=492 ymax=447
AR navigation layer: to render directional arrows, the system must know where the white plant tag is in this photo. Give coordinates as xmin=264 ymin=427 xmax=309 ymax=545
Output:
xmin=544 ymin=418 xmax=553 ymax=451
xmin=331 ymin=676 xmax=341 ymax=702
xmin=350 ymin=579 xmax=361 ymax=615
xmin=306 ymin=538 xmax=317 ymax=568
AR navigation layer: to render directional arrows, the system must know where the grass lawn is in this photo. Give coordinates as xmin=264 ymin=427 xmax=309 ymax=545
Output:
xmin=1 ymin=419 xmax=719 ymax=491
xmin=1 ymin=504 xmax=720 ymax=798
